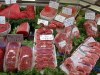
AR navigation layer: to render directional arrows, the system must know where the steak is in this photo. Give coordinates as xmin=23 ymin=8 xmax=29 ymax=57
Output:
xmin=16 ymin=22 xmax=30 ymax=37
xmin=3 ymin=42 xmax=21 ymax=72
xmin=18 ymin=46 xmax=33 ymax=71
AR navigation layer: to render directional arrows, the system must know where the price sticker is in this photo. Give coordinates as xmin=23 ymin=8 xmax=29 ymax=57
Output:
xmin=62 ymin=7 xmax=72 ymax=15
xmin=85 ymin=12 xmax=95 ymax=20
xmin=7 ymin=34 xmax=23 ymax=42
xmin=92 ymin=26 xmax=97 ymax=31
xmin=72 ymin=27 xmax=78 ymax=33
xmin=54 ymin=15 xmax=66 ymax=23
xmin=40 ymin=35 xmax=54 ymax=40
xmin=5 ymin=0 xmax=16 ymax=4
xmin=37 ymin=19 xmax=49 ymax=26
xmin=0 ymin=16 xmax=6 ymax=24
xmin=59 ymin=40 xmax=66 ymax=48
xmin=49 ymin=1 xmax=59 ymax=9
xmin=64 ymin=17 xmax=75 ymax=27
xmin=97 ymin=19 xmax=100 ymax=25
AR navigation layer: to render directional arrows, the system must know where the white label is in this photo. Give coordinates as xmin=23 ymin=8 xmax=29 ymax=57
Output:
xmin=62 ymin=7 xmax=72 ymax=15
xmin=5 ymin=0 xmax=16 ymax=4
xmin=0 ymin=16 xmax=6 ymax=24
xmin=92 ymin=26 xmax=97 ymax=31
xmin=85 ymin=12 xmax=95 ymax=20
xmin=64 ymin=17 xmax=75 ymax=27
xmin=97 ymin=19 xmax=100 ymax=25
xmin=40 ymin=35 xmax=54 ymax=40
xmin=72 ymin=27 xmax=78 ymax=33
xmin=49 ymin=1 xmax=59 ymax=9
xmin=54 ymin=15 xmax=66 ymax=23
xmin=37 ymin=19 xmax=49 ymax=26
xmin=97 ymin=73 xmax=100 ymax=75
xmin=59 ymin=40 xmax=66 ymax=48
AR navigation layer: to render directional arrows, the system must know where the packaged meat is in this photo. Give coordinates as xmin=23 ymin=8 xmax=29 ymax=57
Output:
xmin=54 ymin=33 xmax=73 ymax=54
xmin=3 ymin=42 xmax=21 ymax=72
xmin=40 ymin=5 xmax=57 ymax=21
xmin=0 ymin=22 xmax=11 ymax=36
xmin=95 ymin=14 xmax=100 ymax=22
xmin=84 ymin=20 xmax=98 ymax=37
xmin=18 ymin=46 xmax=33 ymax=71
xmin=64 ymin=25 xmax=80 ymax=39
xmin=60 ymin=37 xmax=100 ymax=75
xmin=0 ymin=48 xmax=5 ymax=71
xmin=16 ymin=22 xmax=30 ymax=37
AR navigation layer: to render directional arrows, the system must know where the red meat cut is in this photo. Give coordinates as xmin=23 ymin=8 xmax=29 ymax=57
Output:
xmin=40 ymin=5 xmax=57 ymax=21
xmin=18 ymin=46 xmax=33 ymax=71
xmin=16 ymin=22 xmax=30 ymax=37
xmin=84 ymin=20 xmax=98 ymax=37
xmin=4 ymin=42 xmax=21 ymax=72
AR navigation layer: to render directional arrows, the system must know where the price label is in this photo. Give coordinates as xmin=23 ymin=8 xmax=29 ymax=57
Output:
xmin=97 ymin=19 xmax=100 ymax=25
xmin=0 ymin=16 xmax=6 ymax=24
xmin=54 ymin=15 xmax=66 ymax=23
xmin=64 ymin=17 xmax=75 ymax=27
xmin=92 ymin=26 xmax=97 ymax=31
xmin=72 ymin=27 xmax=78 ymax=33
xmin=7 ymin=34 xmax=23 ymax=42
xmin=62 ymin=7 xmax=72 ymax=15
xmin=59 ymin=40 xmax=66 ymax=48
xmin=5 ymin=0 xmax=16 ymax=4
xmin=49 ymin=1 xmax=59 ymax=9
xmin=37 ymin=19 xmax=49 ymax=26
xmin=85 ymin=12 xmax=95 ymax=20
xmin=40 ymin=35 xmax=54 ymax=40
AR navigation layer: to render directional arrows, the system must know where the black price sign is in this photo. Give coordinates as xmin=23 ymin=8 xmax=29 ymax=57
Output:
xmin=7 ymin=34 xmax=23 ymax=42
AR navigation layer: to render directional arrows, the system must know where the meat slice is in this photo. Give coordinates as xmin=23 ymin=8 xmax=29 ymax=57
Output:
xmin=64 ymin=25 xmax=80 ymax=39
xmin=4 ymin=42 xmax=21 ymax=72
xmin=84 ymin=20 xmax=98 ymax=37
xmin=16 ymin=22 xmax=30 ymax=37
xmin=0 ymin=48 xmax=5 ymax=71
xmin=18 ymin=46 xmax=33 ymax=71
xmin=40 ymin=5 xmax=57 ymax=21
xmin=54 ymin=33 xmax=73 ymax=54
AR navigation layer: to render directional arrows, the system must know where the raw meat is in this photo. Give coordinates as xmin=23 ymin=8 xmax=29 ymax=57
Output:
xmin=40 ymin=5 xmax=57 ymax=21
xmin=4 ymin=42 xmax=21 ymax=72
xmin=64 ymin=25 xmax=80 ymax=39
xmin=0 ymin=22 xmax=11 ymax=36
xmin=95 ymin=14 xmax=100 ymax=22
xmin=54 ymin=32 xmax=73 ymax=54
xmin=84 ymin=20 xmax=98 ymax=37
xmin=16 ymin=22 xmax=30 ymax=37
xmin=60 ymin=37 xmax=100 ymax=75
xmin=18 ymin=46 xmax=33 ymax=71
xmin=0 ymin=48 xmax=4 ymax=71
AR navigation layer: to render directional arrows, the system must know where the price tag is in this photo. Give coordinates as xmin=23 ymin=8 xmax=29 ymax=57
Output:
xmin=40 ymin=35 xmax=54 ymax=40
xmin=59 ymin=40 xmax=66 ymax=48
xmin=97 ymin=19 xmax=100 ymax=25
xmin=5 ymin=0 xmax=16 ymax=4
xmin=49 ymin=1 xmax=59 ymax=9
xmin=54 ymin=15 xmax=66 ymax=23
xmin=37 ymin=19 xmax=49 ymax=26
xmin=92 ymin=26 xmax=97 ymax=31
xmin=7 ymin=34 xmax=23 ymax=42
xmin=0 ymin=16 xmax=6 ymax=24
xmin=62 ymin=7 xmax=72 ymax=15
xmin=72 ymin=27 xmax=78 ymax=33
xmin=64 ymin=17 xmax=75 ymax=27
xmin=85 ymin=12 xmax=95 ymax=20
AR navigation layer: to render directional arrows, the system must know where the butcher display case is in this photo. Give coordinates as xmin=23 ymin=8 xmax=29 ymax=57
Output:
xmin=0 ymin=0 xmax=100 ymax=75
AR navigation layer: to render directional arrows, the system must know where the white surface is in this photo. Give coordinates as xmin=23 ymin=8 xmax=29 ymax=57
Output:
xmin=37 ymin=19 xmax=49 ymax=26
xmin=85 ymin=12 xmax=95 ymax=20
xmin=59 ymin=40 xmax=66 ymax=48
xmin=49 ymin=1 xmax=59 ymax=9
xmin=97 ymin=19 xmax=100 ymax=25
xmin=0 ymin=16 xmax=6 ymax=24
xmin=62 ymin=7 xmax=72 ymax=15
xmin=5 ymin=0 xmax=16 ymax=4
xmin=54 ymin=15 xmax=66 ymax=23
xmin=40 ymin=34 xmax=54 ymax=40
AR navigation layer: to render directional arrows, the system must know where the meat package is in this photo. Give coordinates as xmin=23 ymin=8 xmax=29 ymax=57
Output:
xmin=18 ymin=46 xmax=33 ymax=71
xmin=0 ymin=48 xmax=5 ymax=71
xmin=4 ymin=42 xmax=21 ymax=72
xmin=54 ymin=33 xmax=73 ymax=54
xmin=0 ymin=22 xmax=11 ymax=36
xmin=84 ymin=20 xmax=98 ymax=37
xmin=40 ymin=5 xmax=57 ymax=21
xmin=60 ymin=37 xmax=100 ymax=75
xmin=0 ymin=4 xmax=35 ymax=19
xmin=16 ymin=22 xmax=30 ymax=37
xmin=33 ymin=27 xmax=57 ymax=71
